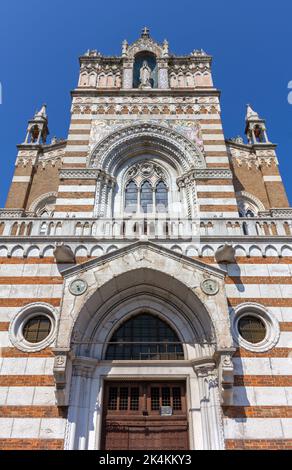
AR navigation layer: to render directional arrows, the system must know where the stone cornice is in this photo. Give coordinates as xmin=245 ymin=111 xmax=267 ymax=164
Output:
xmin=0 ymin=235 xmax=291 ymax=245
xmin=61 ymin=239 xmax=226 ymax=279
xmin=17 ymin=140 xmax=67 ymax=152
xmin=71 ymin=88 xmax=221 ymax=98
xmin=59 ymin=168 xmax=116 ymax=184
xmin=177 ymin=168 xmax=232 ymax=186
xmin=0 ymin=209 xmax=25 ymax=218
xmin=226 ymin=139 xmax=277 ymax=151
xmin=270 ymin=208 xmax=292 ymax=218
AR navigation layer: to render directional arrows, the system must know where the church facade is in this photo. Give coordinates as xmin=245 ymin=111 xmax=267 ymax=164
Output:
xmin=0 ymin=28 xmax=292 ymax=450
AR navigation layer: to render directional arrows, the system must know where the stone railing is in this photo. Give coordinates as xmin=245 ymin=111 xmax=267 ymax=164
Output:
xmin=0 ymin=215 xmax=291 ymax=239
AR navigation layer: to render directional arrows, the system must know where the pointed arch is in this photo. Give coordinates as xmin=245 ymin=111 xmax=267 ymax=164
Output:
xmin=89 ymin=122 xmax=206 ymax=174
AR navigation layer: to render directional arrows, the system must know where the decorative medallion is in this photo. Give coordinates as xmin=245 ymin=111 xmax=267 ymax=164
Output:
xmin=69 ymin=279 xmax=88 ymax=296
xmin=201 ymin=278 xmax=219 ymax=295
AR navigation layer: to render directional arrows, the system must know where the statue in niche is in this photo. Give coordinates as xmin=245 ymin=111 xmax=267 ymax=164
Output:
xmin=139 ymin=60 xmax=152 ymax=88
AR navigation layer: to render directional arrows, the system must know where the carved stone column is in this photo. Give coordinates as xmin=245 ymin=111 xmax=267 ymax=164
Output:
xmin=64 ymin=358 xmax=97 ymax=450
xmin=122 ymin=60 xmax=134 ymax=89
xmin=157 ymin=58 xmax=169 ymax=89
xmin=93 ymin=179 xmax=102 ymax=217
xmin=194 ymin=362 xmax=225 ymax=450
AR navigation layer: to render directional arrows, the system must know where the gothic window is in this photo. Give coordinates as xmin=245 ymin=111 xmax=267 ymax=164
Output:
xmin=123 ymin=162 xmax=169 ymax=214
xmin=155 ymin=180 xmax=168 ymax=212
xmin=125 ymin=181 xmax=138 ymax=213
xmin=140 ymin=181 xmax=153 ymax=213
xmin=105 ymin=313 xmax=184 ymax=360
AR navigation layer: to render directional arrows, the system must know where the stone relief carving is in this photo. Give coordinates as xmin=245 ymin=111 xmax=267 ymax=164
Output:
xmin=73 ymin=96 xmax=218 ymax=105
xmin=228 ymin=146 xmax=278 ymax=169
xmin=125 ymin=161 xmax=167 ymax=186
xmin=72 ymin=102 xmax=220 ymax=116
xmin=89 ymin=119 xmax=204 ymax=153
xmin=89 ymin=122 xmax=206 ymax=171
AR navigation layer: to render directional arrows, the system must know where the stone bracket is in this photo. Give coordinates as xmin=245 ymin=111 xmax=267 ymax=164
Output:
xmin=215 ymin=348 xmax=236 ymax=406
xmin=53 ymin=348 xmax=73 ymax=406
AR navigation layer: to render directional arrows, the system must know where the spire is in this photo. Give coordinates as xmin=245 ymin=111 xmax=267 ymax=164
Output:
xmin=141 ymin=26 xmax=150 ymax=38
xmin=24 ymin=104 xmax=49 ymax=144
xmin=245 ymin=104 xmax=269 ymax=144
xmin=35 ymin=104 xmax=47 ymax=120
xmin=246 ymin=104 xmax=260 ymax=121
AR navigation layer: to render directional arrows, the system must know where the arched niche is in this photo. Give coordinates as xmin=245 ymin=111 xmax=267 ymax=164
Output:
xmin=133 ymin=51 xmax=157 ymax=88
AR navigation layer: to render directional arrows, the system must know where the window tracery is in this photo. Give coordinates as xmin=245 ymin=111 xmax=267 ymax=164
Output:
xmin=124 ymin=162 xmax=168 ymax=214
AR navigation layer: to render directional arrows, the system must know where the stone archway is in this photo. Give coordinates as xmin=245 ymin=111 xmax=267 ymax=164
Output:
xmin=88 ymin=122 xmax=206 ymax=217
xmin=53 ymin=241 xmax=234 ymax=450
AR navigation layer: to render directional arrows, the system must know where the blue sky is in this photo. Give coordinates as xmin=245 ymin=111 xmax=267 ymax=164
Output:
xmin=0 ymin=0 xmax=292 ymax=207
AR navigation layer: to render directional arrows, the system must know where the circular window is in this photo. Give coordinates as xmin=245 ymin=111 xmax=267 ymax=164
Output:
xmin=23 ymin=315 xmax=52 ymax=344
xmin=232 ymin=303 xmax=280 ymax=352
xmin=9 ymin=303 xmax=57 ymax=352
xmin=238 ymin=315 xmax=266 ymax=344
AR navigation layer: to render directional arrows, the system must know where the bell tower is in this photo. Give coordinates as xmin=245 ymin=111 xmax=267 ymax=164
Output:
xmin=24 ymin=104 xmax=49 ymax=144
xmin=245 ymin=104 xmax=269 ymax=144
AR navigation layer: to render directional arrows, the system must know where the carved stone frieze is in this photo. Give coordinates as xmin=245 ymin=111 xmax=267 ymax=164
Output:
xmin=73 ymin=95 xmax=219 ymax=105
xmin=59 ymin=168 xmax=116 ymax=184
xmin=89 ymin=118 xmax=204 ymax=153
xmin=177 ymin=168 xmax=233 ymax=186
xmin=72 ymin=102 xmax=220 ymax=116
xmin=89 ymin=122 xmax=206 ymax=171
xmin=228 ymin=146 xmax=278 ymax=169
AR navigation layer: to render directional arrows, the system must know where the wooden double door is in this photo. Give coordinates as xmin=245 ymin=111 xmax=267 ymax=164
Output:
xmin=101 ymin=381 xmax=189 ymax=450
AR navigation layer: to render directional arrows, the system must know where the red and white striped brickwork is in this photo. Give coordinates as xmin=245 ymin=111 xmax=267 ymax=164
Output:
xmin=1 ymin=30 xmax=292 ymax=450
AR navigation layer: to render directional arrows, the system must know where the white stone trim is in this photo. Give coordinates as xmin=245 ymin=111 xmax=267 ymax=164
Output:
xmin=9 ymin=302 xmax=58 ymax=352
xmin=203 ymin=134 xmax=225 ymax=141
xmin=58 ymin=185 xmax=96 ymax=192
xmin=231 ymin=302 xmax=280 ymax=352
xmin=12 ymin=176 xmax=31 ymax=183
xmin=263 ymin=175 xmax=282 ymax=182
xmin=197 ymin=185 xmax=235 ymax=192
xmin=0 ymin=418 xmax=65 ymax=439
xmin=205 ymin=157 xmax=229 ymax=163
xmin=203 ymin=145 xmax=227 ymax=151
xmin=62 ymin=157 xmax=87 ymax=163
xmin=224 ymin=418 xmax=292 ymax=440
xmin=198 ymin=198 xmax=237 ymax=205
xmin=55 ymin=198 xmax=95 ymax=205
